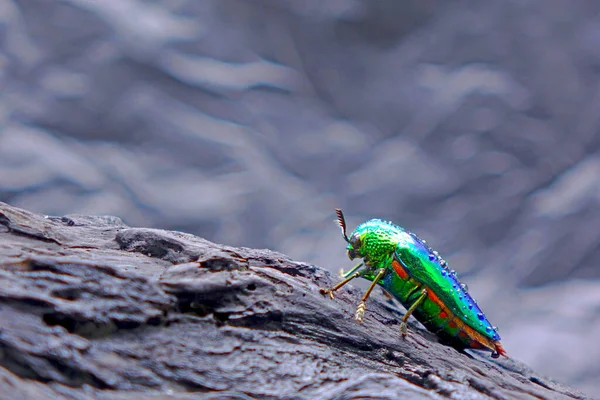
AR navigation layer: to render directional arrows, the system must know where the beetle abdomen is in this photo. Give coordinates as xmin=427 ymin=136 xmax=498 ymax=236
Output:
xmin=383 ymin=258 xmax=506 ymax=356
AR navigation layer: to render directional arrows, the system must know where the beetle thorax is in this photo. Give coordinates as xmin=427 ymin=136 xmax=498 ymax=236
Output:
xmin=354 ymin=220 xmax=402 ymax=267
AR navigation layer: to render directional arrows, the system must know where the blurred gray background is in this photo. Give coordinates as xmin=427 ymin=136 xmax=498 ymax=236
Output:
xmin=2 ymin=0 xmax=600 ymax=395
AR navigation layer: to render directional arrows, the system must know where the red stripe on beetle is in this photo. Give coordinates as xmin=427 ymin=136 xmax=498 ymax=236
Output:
xmin=391 ymin=259 xmax=409 ymax=279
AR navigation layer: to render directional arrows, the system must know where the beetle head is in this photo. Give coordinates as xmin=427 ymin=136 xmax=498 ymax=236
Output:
xmin=335 ymin=209 xmax=400 ymax=265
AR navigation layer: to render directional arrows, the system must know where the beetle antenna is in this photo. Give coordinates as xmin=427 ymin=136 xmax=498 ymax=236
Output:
xmin=335 ymin=208 xmax=350 ymax=243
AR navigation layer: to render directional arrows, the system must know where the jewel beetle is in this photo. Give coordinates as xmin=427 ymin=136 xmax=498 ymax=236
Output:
xmin=321 ymin=209 xmax=506 ymax=358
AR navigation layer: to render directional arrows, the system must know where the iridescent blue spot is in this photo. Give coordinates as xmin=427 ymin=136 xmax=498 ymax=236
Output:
xmin=452 ymin=284 xmax=457 ymax=289
xmin=477 ymin=313 xmax=484 ymax=321
xmin=441 ymin=270 xmax=447 ymax=277
xmin=485 ymin=326 xmax=491 ymax=332
xmin=428 ymin=254 xmax=435 ymax=261
xmin=493 ymin=333 xmax=499 ymax=340
xmin=468 ymin=303 xmax=473 ymax=310
xmin=459 ymin=295 xmax=463 ymax=300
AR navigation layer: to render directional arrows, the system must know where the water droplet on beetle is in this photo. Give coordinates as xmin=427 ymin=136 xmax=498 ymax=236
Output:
xmin=460 ymin=283 xmax=468 ymax=291
xmin=493 ymin=326 xmax=499 ymax=332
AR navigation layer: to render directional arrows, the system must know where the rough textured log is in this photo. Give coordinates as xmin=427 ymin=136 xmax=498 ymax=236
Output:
xmin=0 ymin=202 xmax=589 ymax=399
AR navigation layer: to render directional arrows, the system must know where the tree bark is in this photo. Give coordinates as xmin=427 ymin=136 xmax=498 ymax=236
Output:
xmin=0 ymin=202 xmax=589 ymax=399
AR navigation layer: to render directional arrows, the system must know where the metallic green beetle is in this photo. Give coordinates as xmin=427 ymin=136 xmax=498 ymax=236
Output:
xmin=321 ymin=209 xmax=506 ymax=358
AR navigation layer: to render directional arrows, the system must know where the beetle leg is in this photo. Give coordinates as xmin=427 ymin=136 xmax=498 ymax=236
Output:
xmin=355 ymin=268 xmax=387 ymax=322
xmin=399 ymin=288 xmax=428 ymax=336
xmin=320 ymin=263 xmax=362 ymax=300
xmin=340 ymin=262 xmax=364 ymax=278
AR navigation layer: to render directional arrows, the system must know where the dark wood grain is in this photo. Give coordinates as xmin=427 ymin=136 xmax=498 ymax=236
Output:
xmin=0 ymin=202 xmax=589 ymax=400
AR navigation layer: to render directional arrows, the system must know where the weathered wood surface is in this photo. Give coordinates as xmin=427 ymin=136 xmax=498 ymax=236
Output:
xmin=0 ymin=202 xmax=590 ymax=400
